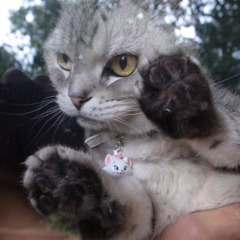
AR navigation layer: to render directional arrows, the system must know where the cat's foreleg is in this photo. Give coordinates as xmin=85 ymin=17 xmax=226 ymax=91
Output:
xmin=138 ymin=55 xmax=240 ymax=168
xmin=23 ymin=145 xmax=153 ymax=240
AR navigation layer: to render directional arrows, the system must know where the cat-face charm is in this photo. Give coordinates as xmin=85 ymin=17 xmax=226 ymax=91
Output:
xmin=103 ymin=154 xmax=132 ymax=176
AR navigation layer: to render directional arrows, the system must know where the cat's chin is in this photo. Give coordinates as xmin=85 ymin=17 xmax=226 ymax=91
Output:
xmin=76 ymin=117 xmax=109 ymax=131
xmin=76 ymin=114 xmax=158 ymax=136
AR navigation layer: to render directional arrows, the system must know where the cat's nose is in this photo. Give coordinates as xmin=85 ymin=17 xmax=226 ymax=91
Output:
xmin=70 ymin=96 xmax=90 ymax=110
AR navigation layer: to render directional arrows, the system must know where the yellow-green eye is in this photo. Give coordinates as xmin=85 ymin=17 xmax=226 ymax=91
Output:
xmin=109 ymin=55 xmax=138 ymax=77
xmin=57 ymin=53 xmax=72 ymax=71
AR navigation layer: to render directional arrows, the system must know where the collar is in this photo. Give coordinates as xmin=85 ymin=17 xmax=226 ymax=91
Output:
xmin=84 ymin=132 xmax=118 ymax=149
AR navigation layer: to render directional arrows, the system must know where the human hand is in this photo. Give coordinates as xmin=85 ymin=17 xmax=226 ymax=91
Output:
xmin=0 ymin=69 xmax=84 ymax=164
xmin=156 ymin=203 xmax=240 ymax=240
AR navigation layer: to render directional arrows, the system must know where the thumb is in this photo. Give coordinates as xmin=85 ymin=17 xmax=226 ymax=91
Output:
xmin=157 ymin=203 xmax=240 ymax=240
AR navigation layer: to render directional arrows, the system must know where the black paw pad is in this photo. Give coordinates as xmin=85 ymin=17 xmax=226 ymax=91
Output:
xmin=139 ymin=55 xmax=219 ymax=138
xmin=148 ymin=66 xmax=171 ymax=89
xmin=34 ymin=173 xmax=54 ymax=192
xmin=79 ymin=200 xmax=125 ymax=239
xmin=37 ymin=194 xmax=57 ymax=214
xmin=63 ymin=181 xmax=86 ymax=203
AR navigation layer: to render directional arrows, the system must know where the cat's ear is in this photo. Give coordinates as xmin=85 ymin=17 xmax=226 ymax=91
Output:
xmin=105 ymin=154 xmax=113 ymax=165
xmin=58 ymin=0 xmax=98 ymax=8
xmin=123 ymin=157 xmax=132 ymax=167
xmin=130 ymin=0 xmax=150 ymax=10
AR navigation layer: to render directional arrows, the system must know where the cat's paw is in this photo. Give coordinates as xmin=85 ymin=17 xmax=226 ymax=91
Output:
xmin=139 ymin=55 xmax=219 ymax=138
xmin=23 ymin=146 xmax=125 ymax=239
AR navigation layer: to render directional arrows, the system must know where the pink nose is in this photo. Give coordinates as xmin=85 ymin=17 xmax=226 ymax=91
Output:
xmin=70 ymin=97 xmax=88 ymax=110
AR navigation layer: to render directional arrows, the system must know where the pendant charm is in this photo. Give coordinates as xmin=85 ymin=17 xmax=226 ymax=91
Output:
xmin=103 ymin=150 xmax=132 ymax=176
xmin=103 ymin=136 xmax=132 ymax=176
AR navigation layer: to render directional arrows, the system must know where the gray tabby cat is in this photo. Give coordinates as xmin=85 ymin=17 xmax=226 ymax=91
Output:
xmin=23 ymin=0 xmax=240 ymax=239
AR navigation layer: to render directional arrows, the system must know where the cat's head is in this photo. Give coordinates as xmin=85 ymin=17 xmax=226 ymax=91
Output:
xmin=44 ymin=0 xmax=184 ymax=135
xmin=103 ymin=154 xmax=132 ymax=176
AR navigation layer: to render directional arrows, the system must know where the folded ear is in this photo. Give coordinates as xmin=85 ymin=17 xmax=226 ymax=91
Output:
xmin=105 ymin=154 xmax=113 ymax=165
xmin=58 ymin=0 xmax=98 ymax=10
xmin=130 ymin=0 xmax=150 ymax=10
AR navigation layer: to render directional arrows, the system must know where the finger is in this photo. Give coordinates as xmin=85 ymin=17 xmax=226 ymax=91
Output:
xmin=156 ymin=203 xmax=240 ymax=240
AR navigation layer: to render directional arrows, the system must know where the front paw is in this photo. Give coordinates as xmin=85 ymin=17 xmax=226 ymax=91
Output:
xmin=23 ymin=146 xmax=125 ymax=239
xmin=139 ymin=55 xmax=219 ymax=138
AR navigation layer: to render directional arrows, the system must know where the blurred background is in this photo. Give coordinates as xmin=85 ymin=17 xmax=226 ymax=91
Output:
xmin=0 ymin=0 xmax=240 ymax=89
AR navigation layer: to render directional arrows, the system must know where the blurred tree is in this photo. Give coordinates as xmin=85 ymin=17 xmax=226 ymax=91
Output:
xmin=0 ymin=45 xmax=22 ymax=80
xmin=192 ymin=0 xmax=240 ymax=89
xmin=8 ymin=0 xmax=240 ymax=89
xmin=9 ymin=0 xmax=60 ymax=75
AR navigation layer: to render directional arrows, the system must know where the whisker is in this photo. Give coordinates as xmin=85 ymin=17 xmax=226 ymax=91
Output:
xmin=10 ymin=96 xmax=56 ymax=107
xmin=52 ymin=113 xmax=68 ymax=141
xmin=28 ymin=106 xmax=61 ymax=134
xmin=210 ymin=73 xmax=240 ymax=86
xmin=0 ymin=98 xmax=56 ymax=117
xmin=112 ymin=116 xmax=135 ymax=130
xmin=26 ymin=110 xmax=63 ymax=149
xmin=106 ymin=121 xmax=114 ymax=133
xmin=31 ymin=106 xmax=60 ymax=121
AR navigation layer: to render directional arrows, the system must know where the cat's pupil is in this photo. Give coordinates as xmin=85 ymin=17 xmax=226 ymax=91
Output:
xmin=124 ymin=166 xmax=128 ymax=171
xmin=62 ymin=54 xmax=69 ymax=63
xmin=119 ymin=56 xmax=127 ymax=70
xmin=113 ymin=165 xmax=119 ymax=171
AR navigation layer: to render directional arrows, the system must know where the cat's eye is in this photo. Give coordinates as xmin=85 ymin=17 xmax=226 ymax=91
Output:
xmin=57 ymin=53 xmax=72 ymax=71
xmin=109 ymin=54 xmax=138 ymax=77
xmin=113 ymin=165 xmax=119 ymax=171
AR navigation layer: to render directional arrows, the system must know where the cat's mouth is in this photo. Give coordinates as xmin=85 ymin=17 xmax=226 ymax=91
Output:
xmin=57 ymin=90 xmax=156 ymax=134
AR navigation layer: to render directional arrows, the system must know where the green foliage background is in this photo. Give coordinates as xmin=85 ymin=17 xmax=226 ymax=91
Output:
xmin=194 ymin=0 xmax=240 ymax=88
xmin=0 ymin=0 xmax=239 ymax=89
xmin=9 ymin=0 xmax=61 ymax=75
xmin=0 ymin=45 xmax=22 ymax=77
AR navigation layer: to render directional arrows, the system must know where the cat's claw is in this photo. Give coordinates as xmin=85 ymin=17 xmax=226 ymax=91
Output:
xmin=139 ymin=55 xmax=220 ymax=138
